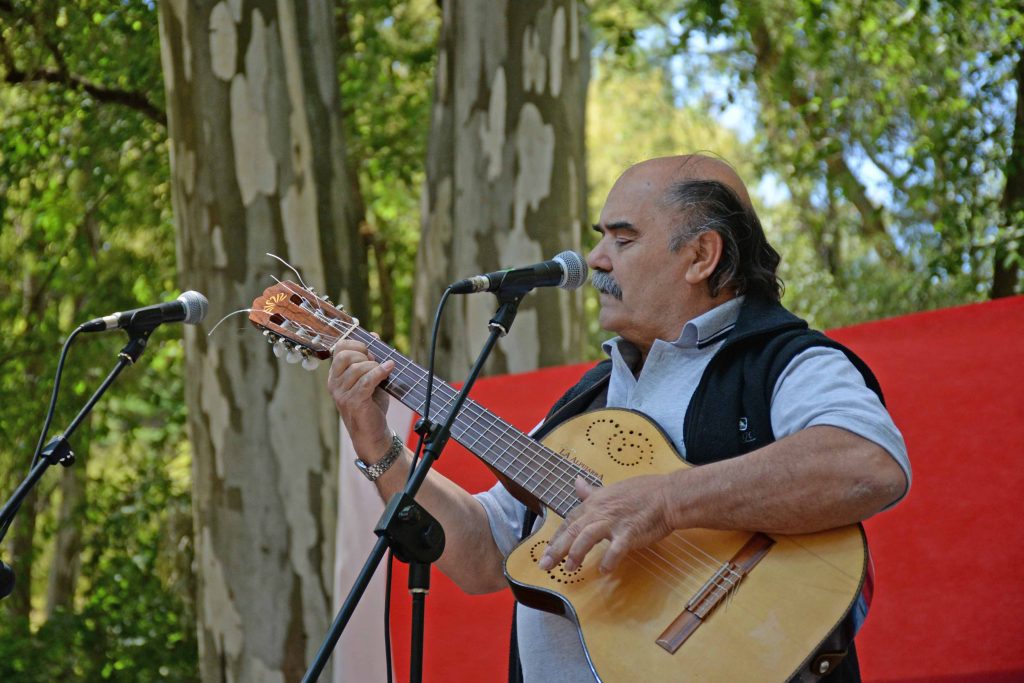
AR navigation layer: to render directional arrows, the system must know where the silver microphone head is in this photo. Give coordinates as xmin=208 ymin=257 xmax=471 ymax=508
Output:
xmin=552 ymin=251 xmax=588 ymax=291
xmin=177 ymin=290 xmax=210 ymax=325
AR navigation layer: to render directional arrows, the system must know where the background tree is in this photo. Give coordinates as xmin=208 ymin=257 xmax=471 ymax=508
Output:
xmin=2 ymin=1 xmax=1024 ymax=680
xmin=0 ymin=1 xmax=196 ymax=679
xmin=336 ymin=0 xmax=438 ymax=349
xmin=157 ymin=0 xmax=363 ymax=680
xmin=413 ymin=0 xmax=590 ymax=378
xmin=591 ymin=0 xmax=1024 ymax=327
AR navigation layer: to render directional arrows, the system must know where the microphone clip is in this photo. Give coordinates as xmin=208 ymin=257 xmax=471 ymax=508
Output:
xmin=118 ymin=327 xmax=153 ymax=365
xmin=41 ymin=435 xmax=75 ymax=468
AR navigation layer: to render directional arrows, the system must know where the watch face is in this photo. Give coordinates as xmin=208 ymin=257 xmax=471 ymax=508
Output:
xmin=355 ymin=459 xmax=374 ymax=479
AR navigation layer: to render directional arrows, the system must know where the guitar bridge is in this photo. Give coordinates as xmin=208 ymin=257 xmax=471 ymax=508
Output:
xmin=685 ymin=562 xmax=744 ymax=619
xmin=656 ymin=532 xmax=775 ymax=653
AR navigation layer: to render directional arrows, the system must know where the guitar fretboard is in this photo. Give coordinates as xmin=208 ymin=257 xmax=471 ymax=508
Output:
xmin=346 ymin=326 xmax=597 ymax=517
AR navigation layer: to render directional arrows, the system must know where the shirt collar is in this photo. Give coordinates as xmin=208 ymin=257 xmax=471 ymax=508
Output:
xmin=601 ymin=295 xmax=745 ymax=358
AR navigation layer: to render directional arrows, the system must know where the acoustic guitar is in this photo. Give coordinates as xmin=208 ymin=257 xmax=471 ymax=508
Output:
xmin=249 ymin=281 xmax=867 ymax=682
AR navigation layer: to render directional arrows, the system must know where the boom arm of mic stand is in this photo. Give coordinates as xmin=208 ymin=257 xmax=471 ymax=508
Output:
xmin=0 ymin=328 xmax=152 ymax=598
xmin=302 ymin=294 xmax=520 ymax=683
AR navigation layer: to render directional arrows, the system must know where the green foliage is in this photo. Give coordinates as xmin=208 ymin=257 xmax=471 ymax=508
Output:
xmin=0 ymin=440 xmax=196 ymax=682
xmin=1 ymin=1 xmax=194 ymax=678
xmin=337 ymin=0 xmax=440 ymax=349
xmin=590 ymin=0 xmax=1024 ymax=327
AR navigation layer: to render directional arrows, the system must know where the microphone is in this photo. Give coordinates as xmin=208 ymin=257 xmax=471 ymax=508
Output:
xmin=81 ymin=290 xmax=209 ymax=332
xmin=449 ymin=251 xmax=588 ymax=295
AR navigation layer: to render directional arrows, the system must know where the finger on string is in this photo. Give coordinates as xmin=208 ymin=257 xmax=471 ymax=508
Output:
xmin=539 ymin=524 xmax=577 ymax=570
xmin=600 ymin=537 xmax=629 ymax=574
xmin=564 ymin=523 xmax=607 ymax=572
xmin=575 ymin=476 xmax=596 ymax=499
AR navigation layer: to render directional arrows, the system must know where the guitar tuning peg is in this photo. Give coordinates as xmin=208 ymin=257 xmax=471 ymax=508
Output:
xmin=285 ymin=349 xmax=303 ymax=364
xmin=273 ymin=340 xmax=286 ymax=357
xmin=301 ymin=356 xmax=320 ymax=371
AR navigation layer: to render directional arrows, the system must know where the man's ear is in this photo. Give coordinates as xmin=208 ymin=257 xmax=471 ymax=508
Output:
xmin=684 ymin=230 xmax=724 ymax=285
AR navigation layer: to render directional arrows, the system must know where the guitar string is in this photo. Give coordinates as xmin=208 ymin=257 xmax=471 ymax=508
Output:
xmin=311 ymin=314 xmax=732 ymax=581
xmin=290 ymin=310 xmax=744 ymax=591
xmin=289 ymin=311 xmax=738 ymax=594
xmin=375 ymin=337 xmax=736 ymax=585
xmin=274 ymin=309 xmax=796 ymax=624
xmin=263 ymin=291 xmax=855 ymax=628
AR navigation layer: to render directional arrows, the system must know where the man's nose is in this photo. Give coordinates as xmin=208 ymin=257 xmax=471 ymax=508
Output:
xmin=586 ymin=240 xmax=610 ymax=271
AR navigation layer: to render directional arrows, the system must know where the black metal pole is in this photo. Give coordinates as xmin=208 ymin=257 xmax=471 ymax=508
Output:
xmin=408 ymin=562 xmax=430 ymax=683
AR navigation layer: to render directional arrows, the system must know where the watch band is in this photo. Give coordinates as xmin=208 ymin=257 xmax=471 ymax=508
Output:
xmin=354 ymin=433 xmax=404 ymax=481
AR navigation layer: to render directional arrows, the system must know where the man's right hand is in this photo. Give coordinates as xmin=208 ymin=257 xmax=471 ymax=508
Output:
xmin=327 ymin=339 xmax=396 ymax=462
xmin=327 ymin=340 xmax=515 ymax=595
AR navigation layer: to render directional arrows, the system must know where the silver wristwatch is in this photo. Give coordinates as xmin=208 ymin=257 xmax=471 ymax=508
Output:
xmin=354 ymin=433 xmax=404 ymax=481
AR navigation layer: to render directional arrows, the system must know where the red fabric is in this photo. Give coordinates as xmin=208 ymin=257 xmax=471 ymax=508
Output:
xmin=830 ymin=296 xmax=1024 ymax=682
xmin=388 ymin=296 xmax=1024 ymax=681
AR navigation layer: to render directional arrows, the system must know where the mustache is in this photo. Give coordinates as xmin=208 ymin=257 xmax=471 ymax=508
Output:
xmin=590 ymin=270 xmax=623 ymax=300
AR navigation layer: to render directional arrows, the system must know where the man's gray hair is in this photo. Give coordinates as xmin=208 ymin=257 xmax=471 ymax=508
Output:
xmin=663 ymin=179 xmax=783 ymax=301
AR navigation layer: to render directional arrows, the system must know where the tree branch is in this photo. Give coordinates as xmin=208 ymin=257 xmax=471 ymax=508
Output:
xmin=3 ymin=66 xmax=166 ymax=125
xmin=0 ymin=17 xmax=166 ymax=126
xmin=857 ymin=137 xmax=912 ymax=196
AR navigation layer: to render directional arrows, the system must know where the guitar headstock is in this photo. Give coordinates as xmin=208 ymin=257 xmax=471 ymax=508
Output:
xmin=249 ymin=281 xmax=359 ymax=370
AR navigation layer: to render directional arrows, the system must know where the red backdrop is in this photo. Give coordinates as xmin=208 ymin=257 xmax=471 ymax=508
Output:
xmin=386 ymin=296 xmax=1024 ymax=682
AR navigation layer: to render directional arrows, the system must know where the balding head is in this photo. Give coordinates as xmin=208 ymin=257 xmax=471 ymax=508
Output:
xmin=609 ymin=153 xmax=782 ymax=302
xmin=618 ymin=154 xmax=755 ymax=212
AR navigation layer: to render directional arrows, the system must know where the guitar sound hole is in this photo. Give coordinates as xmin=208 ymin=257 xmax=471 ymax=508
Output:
xmin=529 ymin=541 xmax=586 ymax=585
xmin=584 ymin=420 xmax=654 ymax=468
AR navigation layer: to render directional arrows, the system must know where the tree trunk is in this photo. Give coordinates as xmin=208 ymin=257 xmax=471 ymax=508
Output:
xmin=993 ymin=46 xmax=1024 ymax=298
xmin=413 ymin=0 xmax=589 ymax=378
xmin=5 ymin=486 xmax=36 ymax=628
xmin=44 ymin=450 xmax=85 ymax=618
xmin=158 ymin=2 xmax=365 ymax=680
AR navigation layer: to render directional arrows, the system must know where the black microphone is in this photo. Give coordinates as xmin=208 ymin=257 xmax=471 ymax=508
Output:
xmin=81 ymin=290 xmax=209 ymax=332
xmin=449 ymin=251 xmax=588 ymax=295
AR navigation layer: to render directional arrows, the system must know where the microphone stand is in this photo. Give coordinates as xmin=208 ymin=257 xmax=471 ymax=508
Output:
xmin=302 ymin=288 xmax=528 ymax=683
xmin=0 ymin=328 xmax=153 ymax=598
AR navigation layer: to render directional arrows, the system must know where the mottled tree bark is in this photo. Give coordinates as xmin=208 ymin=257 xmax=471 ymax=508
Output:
xmin=158 ymin=1 xmax=365 ymax=681
xmin=414 ymin=0 xmax=589 ymax=377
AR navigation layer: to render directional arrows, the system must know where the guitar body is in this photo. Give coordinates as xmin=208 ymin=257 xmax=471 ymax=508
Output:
xmin=505 ymin=409 xmax=867 ymax=682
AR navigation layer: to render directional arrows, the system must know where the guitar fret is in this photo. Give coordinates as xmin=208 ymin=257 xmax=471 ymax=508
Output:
xmin=251 ymin=285 xmax=592 ymax=515
xmin=344 ymin=326 xmax=588 ymax=510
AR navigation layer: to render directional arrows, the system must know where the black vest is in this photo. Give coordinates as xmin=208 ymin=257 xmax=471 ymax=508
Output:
xmin=533 ymin=296 xmax=884 ymax=462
